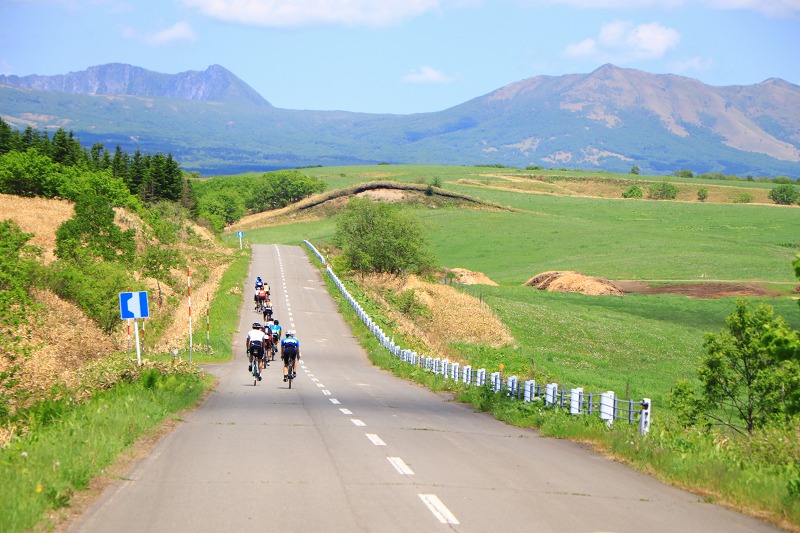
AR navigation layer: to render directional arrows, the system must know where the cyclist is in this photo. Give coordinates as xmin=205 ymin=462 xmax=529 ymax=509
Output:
xmin=246 ymin=322 xmax=267 ymax=380
xmin=281 ymin=330 xmax=300 ymax=382
xmin=255 ymin=276 xmax=264 ymax=290
xmin=269 ymin=319 xmax=282 ymax=360
xmin=262 ymin=297 xmax=273 ymax=322
xmin=255 ymin=287 xmax=270 ymax=311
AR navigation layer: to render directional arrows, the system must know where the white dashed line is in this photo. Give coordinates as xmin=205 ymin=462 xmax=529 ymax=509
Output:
xmin=330 ymin=399 xmax=341 ymax=405
xmin=387 ymin=457 xmax=414 ymax=475
xmin=322 ymin=390 xmax=332 ymax=396
xmin=339 ymin=408 xmax=352 ymax=415
xmin=419 ymin=494 xmax=459 ymax=525
xmin=316 ymin=383 xmax=325 ymax=388
xmin=365 ymin=434 xmax=386 ymax=446
xmin=350 ymin=419 xmax=366 ymax=427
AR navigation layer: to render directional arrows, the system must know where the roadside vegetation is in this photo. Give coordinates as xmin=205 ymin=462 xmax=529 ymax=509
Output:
xmin=0 ymin=119 xmax=246 ymax=532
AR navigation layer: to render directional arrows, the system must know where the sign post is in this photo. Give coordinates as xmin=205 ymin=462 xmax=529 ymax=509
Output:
xmin=120 ymin=291 xmax=149 ymax=365
xmin=188 ymin=268 xmax=193 ymax=364
xmin=237 ymin=231 xmax=244 ymax=249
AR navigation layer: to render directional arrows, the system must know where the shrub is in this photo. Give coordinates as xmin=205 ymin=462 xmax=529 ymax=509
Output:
xmin=55 ymin=193 xmax=136 ymax=263
xmin=733 ymin=192 xmax=754 ymax=204
xmin=622 ymin=185 xmax=643 ymax=198
xmin=334 ymin=198 xmax=437 ymax=275
xmin=769 ymin=184 xmax=800 ymax=205
xmin=47 ymin=260 xmax=139 ymax=333
xmin=697 ymin=188 xmax=708 ymax=202
xmin=629 ymin=166 xmax=640 ymax=175
xmin=648 ymin=180 xmax=679 ymax=200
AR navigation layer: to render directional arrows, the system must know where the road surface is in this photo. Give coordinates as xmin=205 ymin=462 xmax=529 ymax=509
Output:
xmin=70 ymin=244 xmax=782 ymax=533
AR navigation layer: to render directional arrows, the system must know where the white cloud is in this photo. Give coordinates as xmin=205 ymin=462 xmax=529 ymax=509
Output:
xmin=517 ymin=0 xmax=800 ymax=17
xmin=182 ymin=0 xmax=441 ymax=28
xmin=122 ymin=21 xmax=197 ymax=46
xmin=669 ymin=56 xmax=715 ymax=75
xmin=565 ymin=21 xmax=681 ymax=63
xmin=703 ymin=0 xmax=800 ymax=17
xmin=401 ymin=66 xmax=457 ymax=83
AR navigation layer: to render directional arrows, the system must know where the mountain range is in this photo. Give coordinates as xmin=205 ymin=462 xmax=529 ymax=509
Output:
xmin=1 ymin=63 xmax=799 ymax=177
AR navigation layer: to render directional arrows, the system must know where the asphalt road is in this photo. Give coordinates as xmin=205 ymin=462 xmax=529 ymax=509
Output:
xmin=70 ymin=244 xmax=783 ymax=533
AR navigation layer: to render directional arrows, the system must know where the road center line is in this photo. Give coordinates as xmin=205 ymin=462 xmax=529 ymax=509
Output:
xmin=365 ymin=433 xmax=386 ymax=446
xmin=330 ymin=399 xmax=341 ymax=405
xmin=418 ymin=494 xmax=459 ymax=525
xmin=387 ymin=457 xmax=414 ymax=475
xmin=322 ymin=390 xmax=332 ymax=396
xmin=339 ymin=408 xmax=352 ymax=414
xmin=350 ymin=419 xmax=366 ymax=427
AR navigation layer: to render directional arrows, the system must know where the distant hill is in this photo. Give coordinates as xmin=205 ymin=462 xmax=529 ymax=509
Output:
xmin=0 ymin=64 xmax=270 ymax=107
xmin=1 ymin=63 xmax=798 ymax=177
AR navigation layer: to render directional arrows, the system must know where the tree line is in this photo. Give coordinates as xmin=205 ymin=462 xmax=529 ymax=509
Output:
xmin=0 ymin=117 xmax=192 ymax=207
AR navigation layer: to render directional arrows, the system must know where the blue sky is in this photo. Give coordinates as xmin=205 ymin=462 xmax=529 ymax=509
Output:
xmin=1 ymin=0 xmax=798 ymax=115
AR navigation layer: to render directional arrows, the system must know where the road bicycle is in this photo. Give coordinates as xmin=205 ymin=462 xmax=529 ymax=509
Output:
xmin=250 ymin=349 xmax=263 ymax=386
xmin=285 ymin=356 xmax=296 ymax=389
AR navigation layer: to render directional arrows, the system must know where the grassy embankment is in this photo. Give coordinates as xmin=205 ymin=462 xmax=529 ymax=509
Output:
xmin=0 ymin=366 xmax=212 ymax=532
xmin=0 ymin=247 xmax=248 ymax=533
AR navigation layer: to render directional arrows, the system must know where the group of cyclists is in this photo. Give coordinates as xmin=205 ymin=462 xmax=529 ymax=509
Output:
xmin=254 ymin=276 xmax=273 ymax=321
xmin=246 ymin=276 xmax=301 ymax=383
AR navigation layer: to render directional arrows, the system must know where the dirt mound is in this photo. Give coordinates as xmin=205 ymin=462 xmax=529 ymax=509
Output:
xmin=447 ymin=268 xmax=499 ymax=286
xmin=525 ymin=271 xmax=624 ymax=296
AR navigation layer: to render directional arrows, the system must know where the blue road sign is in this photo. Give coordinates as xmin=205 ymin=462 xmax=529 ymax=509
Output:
xmin=119 ymin=291 xmax=149 ymax=319
xmin=237 ymin=231 xmax=244 ymax=238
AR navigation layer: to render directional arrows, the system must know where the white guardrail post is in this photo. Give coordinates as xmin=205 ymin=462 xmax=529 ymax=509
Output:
xmin=570 ymin=388 xmax=583 ymax=415
xmin=545 ymin=383 xmax=557 ymax=405
xmin=639 ymin=398 xmax=651 ymax=435
xmin=524 ymin=380 xmax=536 ymax=402
xmin=600 ymin=391 xmax=615 ymax=427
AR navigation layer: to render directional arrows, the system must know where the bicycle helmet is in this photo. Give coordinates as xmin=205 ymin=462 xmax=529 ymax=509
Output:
xmin=252 ymin=322 xmax=262 ymax=329
xmin=286 ymin=330 xmax=295 ymax=337
xmin=273 ymin=319 xmax=279 ymax=325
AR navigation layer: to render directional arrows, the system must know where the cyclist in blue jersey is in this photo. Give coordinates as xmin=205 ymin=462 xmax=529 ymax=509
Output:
xmin=281 ymin=330 xmax=300 ymax=382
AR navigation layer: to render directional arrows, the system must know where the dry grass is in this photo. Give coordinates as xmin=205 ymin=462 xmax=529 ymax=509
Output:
xmin=459 ymin=175 xmax=778 ymax=205
xmin=0 ymin=194 xmax=74 ymax=263
xmin=0 ymin=290 xmax=118 ymax=415
xmin=359 ymin=273 xmax=515 ymax=363
xmin=230 ymin=181 xmax=514 ymax=231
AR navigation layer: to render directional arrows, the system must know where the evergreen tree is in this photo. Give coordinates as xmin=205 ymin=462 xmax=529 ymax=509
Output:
xmin=128 ymin=148 xmax=146 ymax=195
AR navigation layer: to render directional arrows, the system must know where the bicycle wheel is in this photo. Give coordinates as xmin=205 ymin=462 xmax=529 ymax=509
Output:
xmin=253 ymin=359 xmax=259 ymax=386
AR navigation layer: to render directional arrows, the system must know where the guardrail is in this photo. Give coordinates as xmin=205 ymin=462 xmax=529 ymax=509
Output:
xmin=304 ymin=240 xmax=651 ymax=434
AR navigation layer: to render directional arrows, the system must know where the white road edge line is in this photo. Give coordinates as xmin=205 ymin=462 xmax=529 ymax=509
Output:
xmin=418 ymin=494 xmax=459 ymax=525
xmin=365 ymin=434 xmax=386 ymax=446
xmin=387 ymin=457 xmax=414 ymax=475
